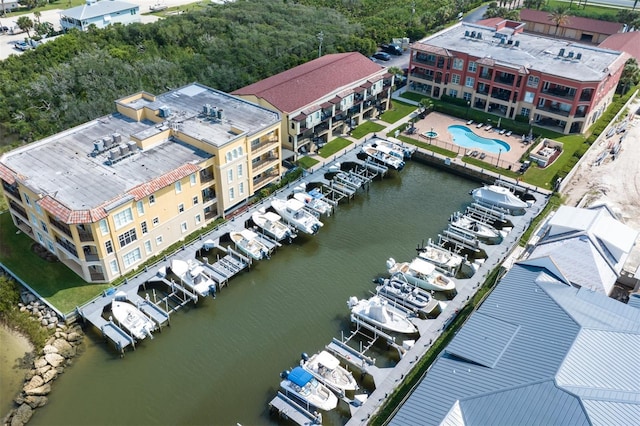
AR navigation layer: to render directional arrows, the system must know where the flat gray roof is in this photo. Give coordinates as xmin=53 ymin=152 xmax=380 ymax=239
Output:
xmin=2 ymin=83 xmax=280 ymax=212
xmin=417 ymin=22 xmax=625 ymax=82
xmin=60 ymin=1 xmax=138 ymax=20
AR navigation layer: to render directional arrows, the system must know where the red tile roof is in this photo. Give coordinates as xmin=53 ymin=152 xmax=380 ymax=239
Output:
xmin=475 ymin=17 xmax=504 ymax=28
xmin=0 ymin=163 xmax=16 ymax=185
xmin=599 ymin=32 xmax=640 ymax=62
xmin=232 ymin=52 xmax=385 ymax=113
xmin=520 ymin=9 xmax=623 ymax=35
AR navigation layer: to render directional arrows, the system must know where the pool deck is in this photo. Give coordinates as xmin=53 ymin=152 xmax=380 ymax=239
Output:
xmin=410 ymin=112 xmax=529 ymax=168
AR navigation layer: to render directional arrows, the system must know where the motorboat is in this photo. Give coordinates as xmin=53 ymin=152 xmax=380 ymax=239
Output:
xmin=229 ymin=229 xmax=270 ymax=260
xmin=170 ymin=258 xmax=216 ymax=297
xmin=450 ymin=211 xmax=501 ymax=241
xmin=417 ymin=242 xmax=464 ymax=271
xmin=271 ymin=198 xmax=323 ymax=235
xmin=251 ymin=209 xmax=296 ymax=242
xmin=300 ymin=350 xmax=358 ymax=394
xmin=386 ymin=257 xmax=456 ymax=292
xmin=111 ymin=300 xmax=155 ymax=340
xmin=362 ymin=144 xmax=405 ymax=171
xmin=376 ymin=277 xmax=433 ymax=310
xmin=292 ymin=189 xmax=333 ymax=216
xmin=280 ymin=366 xmax=338 ymax=411
xmin=347 ymin=295 xmax=418 ymax=334
xmin=470 ymin=185 xmax=528 ymax=211
xmin=371 ymin=138 xmax=415 ymax=159
xmin=334 ymin=171 xmax=364 ymax=189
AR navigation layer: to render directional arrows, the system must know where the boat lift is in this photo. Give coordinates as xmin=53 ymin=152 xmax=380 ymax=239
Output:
xmin=268 ymin=391 xmax=323 ymax=426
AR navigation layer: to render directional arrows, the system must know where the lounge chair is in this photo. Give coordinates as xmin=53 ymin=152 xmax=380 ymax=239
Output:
xmin=467 ymin=119 xmax=474 ymax=125
xmin=471 ymin=150 xmax=479 ymax=157
xmin=476 ymin=122 xmax=484 ymax=128
xmin=484 ymin=125 xmax=492 ymax=131
xmin=505 ymin=131 xmax=513 ymax=136
xmin=499 ymin=129 xmax=506 ymax=135
xmin=479 ymin=152 xmax=486 ymax=159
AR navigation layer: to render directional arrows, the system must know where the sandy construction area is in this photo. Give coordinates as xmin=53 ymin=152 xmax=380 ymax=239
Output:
xmin=561 ymin=96 xmax=640 ymax=275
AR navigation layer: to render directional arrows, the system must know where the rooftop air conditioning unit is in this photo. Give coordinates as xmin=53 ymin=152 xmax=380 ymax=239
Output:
xmin=558 ymin=48 xmax=565 ymax=57
xmin=127 ymin=141 xmax=137 ymax=153
xmin=103 ymin=136 xmax=113 ymax=149
xmin=94 ymin=139 xmax=104 ymax=152
xmin=112 ymin=132 xmax=122 ymax=144
xmin=576 ymin=53 xmax=582 ymax=60
xmin=109 ymin=148 xmax=121 ymax=161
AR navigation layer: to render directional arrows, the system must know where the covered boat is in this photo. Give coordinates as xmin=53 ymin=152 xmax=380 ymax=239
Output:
xmin=347 ymin=295 xmax=418 ymax=334
xmin=376 ymin=277 xmax=433 ymax=312
xmin=470 ymin=185 xmax=528 ymax=211
xmin=300 ymin=350 xmax=358 ymax=394
xmin=251 ymin=210 xmax=296 ymax=242
xmin=362 ymin=144 xmax=405 ymax=170
xmin=280 ymin=366 xmax=338 ymax=411
xmin=450 ymin=212 xmax=501 ymax=241
xmin=271 ymin=198 xmax=323 ymax=235
xmin=386 ymin=257 xmax=456 ymax=292
xmin=111 ymin=300 xmax=155 ymax=340
xmin=292 ymin=190 xmax=333 ymax=216
xmin=170 ymin=259 xmax=216 ymax=297
xmin=417 ymin=243 xmax=463 ymax=271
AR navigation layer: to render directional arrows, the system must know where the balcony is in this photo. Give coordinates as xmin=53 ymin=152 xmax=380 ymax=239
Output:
xmin=253 ymin=170 xmax=279 ymax=189
xmin=479 ymin=72 xmax=493 ymax=81
xmin=537 ymin=105 xmax=570 ymax=117
xmin=413 ymin=55 xmax=435 ymax=66
xmin=82 ymin=246 xmax=100 ymax=262
xmin=251 ymin=137 xmax=279 ymax=153
xmin=55 ymin=236 xmax=78 ymax=259
xmin=77 ymin=227 xmax=94 ymax=242
xmin=8 ymin=200 xmax=28 ymax=221
xmin=200 ymin=170 xmax=214 ymax=184
xmin=49 ymin=217 xmax=72 ymax=238
xmin=494 ymin=74 xmax=515 ymax=85
xmin=580 ymin=91 xmax=594 ymax=102
xmin=2 ymin=181 xmax=22 ymax=202
xmin=252 ymin=155 xmax=278 ymax=173
xmin=89 ymin=268 xmax=106 ymax=281
xmin=202 ymin=189 xmax=217 ymax=204
xmin=410 ymin=72 xmax=434 ymax=82
xmin=542 ymin=87 xmax=575 ymax=100
xmin=490 ymin=90 xmax=511 ymax=101
xmin=575 ymin=107 xmax=588 ymax=118
xmin=476 ymin=84 xmax=490 ymax=96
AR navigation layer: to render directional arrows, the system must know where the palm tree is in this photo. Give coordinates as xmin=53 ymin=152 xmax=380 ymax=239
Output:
xmin=419 ymin=98 xmax=435 ymax=118
xmin=548 ymin=7 xmax=570 ymax=36
xmin=16 ymin=16 xmax=34 ymax=38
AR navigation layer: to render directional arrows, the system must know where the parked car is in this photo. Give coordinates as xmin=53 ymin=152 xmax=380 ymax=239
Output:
xmin=381 ymin=43 xmax=403 ymax=55
xmin=372 ymin=51 xmax=391 ymax=61
xmin=13 ymin=41 xmax=31 ymax=51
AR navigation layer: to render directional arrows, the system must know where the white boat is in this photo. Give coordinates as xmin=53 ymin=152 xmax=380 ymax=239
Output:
xmin=371 ymin=139 xmax=415 ymax=159
xmin=229 ymin=229 xmax=270 ymax=260
xmin=271 ymin=198 xmax=323 ymax=235
xmin=470 ymin=185 xmax=528 ymax=211
xmin=386 ymin=257 xmax=456 ymax=292
xmin=111 ymin=300 xmax=155 ymax=340
xmin=375 ymin=277 xmax=433 ymax=312
xmin=293 ymin=190 xmax=333 ymax=216
xmin=300 ymin=350 xmax=358 ymax=394
xmin=347 ymin=295 xmax=418 ymax=334
xmin=280 ymin=366 xmax=338 ymax=411
xmin=251 ymin=209 xmax=296 ymax=242
xmin=362 ymin=144 xmax=405 ymax=170
xmin=417 ymin=242 xmax=464 ymax=270
xmin=334 ymin=171 xmax=364 ymax=189
xmin=170 ymin=258 xmax=216 ymax=297
xmin=450 ymin=211 xmax=501 ymax=240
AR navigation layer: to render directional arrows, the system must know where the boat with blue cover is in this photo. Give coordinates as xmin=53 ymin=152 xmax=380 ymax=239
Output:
xmin=279 ymin=366 xmax=338 ymax=411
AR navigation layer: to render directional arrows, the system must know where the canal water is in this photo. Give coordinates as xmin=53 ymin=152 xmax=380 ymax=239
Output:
xmin=28 ymin=162 xmax=476 ymax=426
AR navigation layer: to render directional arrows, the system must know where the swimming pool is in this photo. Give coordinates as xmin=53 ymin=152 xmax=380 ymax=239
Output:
xmin=448 ymin=125 xmax=511 ymax=154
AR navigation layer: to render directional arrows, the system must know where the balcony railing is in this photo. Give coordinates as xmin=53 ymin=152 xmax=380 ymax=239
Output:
xmin=575 ymin=109 xmax=588 ymax=118
xmin=490 ymin=92 xmax=511 ymax=101
xmin=252 ymin=156 xmax=278 ymax=171
xmin=2 ymin=181 xmax=21 ymax=201
xmin=90 ymin=270 xmax=106 ymax=281
xmin=55 ymin=237 xmax=78 ymax=258
xmin=84 ymin=252 xmax=100 ymax=262
xmin=537 ymin=105 xmax=570 ymax=117
xmin=202 ymin=190 xmax=217 ymax=204
xmin=410 ymin=72 xmax=434 ymax=82
xmin=200 ymin=171 xmax=214 ymax=184
xmin=494 ymin=75 xmax=515 ymax=85
xmin=479 ymin=72 xmax=492 ymax=80
xmin=9 ymin=200 xmax=28 ymax=220
xmin=579 ymin=92 xmax=593 ymax=102
xmin=253 ymin=171 xmax=279 ymax=188
xmin=78 ymin=230 xmax=94 ymax=242
xmin=251 ymin=137 xmax=279 ymax=152
xmin=413 ymin=56 xmax=435 ymax=66
xmin=542 ymin=87 xmax=575 ymax=100
xmin=49 ymin=217 xmax=72 ymax=238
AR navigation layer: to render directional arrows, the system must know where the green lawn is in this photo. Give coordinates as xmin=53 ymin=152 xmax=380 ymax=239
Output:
xmin=317 ymin=137 xmax=352 ymax=158
xmin=0 ymin=212 xmax=109 ymax=315
xmin=546 ymin=0 xmax=620 ymax=20
xmin=350 ymin=121 xmax=386 ymax=139
xmin=379 ymin=101 xmax=418 ymax=124
xmin=296 ymin=156 xmax=320 ymax=169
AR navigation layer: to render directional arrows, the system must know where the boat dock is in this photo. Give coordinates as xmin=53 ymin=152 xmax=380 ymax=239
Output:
xmin=268 ymin=391 xmax=323 ymax=425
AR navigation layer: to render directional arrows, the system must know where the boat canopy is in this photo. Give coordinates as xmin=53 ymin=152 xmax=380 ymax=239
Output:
xmin=288 ymin=366 xmax=313 ymax=387
xmin=287 ymin=198 xmax=306 ymax=211
xmin=240 ymin=229 xmax=258 ymax=240
xmin=308 ymin=188 xmax=324 ymax=199
xmin=315 ymin=351 xmax=340 ymax=370
xmin=409 ymin=257 xmax=436 ymax=275
xmin=263 ymin=211 xmax=282 ymax=222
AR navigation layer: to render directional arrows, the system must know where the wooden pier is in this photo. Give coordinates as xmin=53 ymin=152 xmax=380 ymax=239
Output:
xmin=268 ymin=391 xmax=323 ymax=425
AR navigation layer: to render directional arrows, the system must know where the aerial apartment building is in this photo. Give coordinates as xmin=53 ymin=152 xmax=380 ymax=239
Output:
xmin=0 ymin=83 xmax=281 ymax=283
xmin=233 ymin=52 xmax=394 ymax=158
xmin=407 ymin=21 xmax=628 ymax=134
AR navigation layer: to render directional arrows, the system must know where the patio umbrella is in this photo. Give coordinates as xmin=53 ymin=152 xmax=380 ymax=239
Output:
xmin=497 ymin=118 xmax=501 ymax=129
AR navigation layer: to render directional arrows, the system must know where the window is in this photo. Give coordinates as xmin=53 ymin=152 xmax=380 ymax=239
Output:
xmin=99 ymin=219 xmax=109 ymax=235
xmin=31 ymin=214 xmax=38 ymax=226
xmin=24 ymin=194 xmax=31 ymax=206
xmin=239 ymin=182 xmax=244 ymax=196
xmin=226 ymin=152 xmax=232 ymax=162
xmin=47 ymin=241 xmax=55 ymax=253
xmin=190 ymin=173 xmax=197 ymax=186
xmin=37 ymin=233 xmax=43 ymax=244
xmin=105 ymin=240 xmax=114 ymax=254
xmin=113 ymin=208 xmax=133 ymax=230
xmin=192 ymin=196 xmax=198 ymax=205
xmin=527 ymin=76 xmax=539 ymax=88
xmin=233 ymin=148 xmax=238 ymax=159
xmin=227 ymin=169 xmax=233 ymax=183
xmin=520 ymin=107 xmax=530 ymax=117
xmin=524 ymin=91 xmax=535 ymax=103
xmin=118 ymin=228 xmax=138 ymax=248
xmin=149 ymin=195 xmax=156 ymax=205
xmin=463 ymin=92 xmax=472 ymax=101
xmin=35 ymin=204 xmax=43 ymax=216
xmin=175 ymin=181 xmax=182 ymax=193
xmin=109 ymin=260 xmax=119 ymax=274
xmin=181 ymin=222 xmax=188 ymax=233
xmin=449 ymin=89 xmax=458 ymax=98
xmin=195 ymin=214 xmax=202 ymax=225
xmin=467 ymin=61 xmax=477 ymax=72
xmin=136 ymin=201 xmax=144 ymax=216
xmin=452 ymin=58 xmax=464 ymax=70
xmin=141 ymin=221 xmax=148 ymax=234
xmin=451 ymin=74 xmax=461 ymax=85
xmin=229 ymin=188 xmax=235 ymax=200
xmin=144 ymin=240 xmax=152 ymax=255
xmin=153 ymin=217 xmax=159 ymax=226
xmin=178 ymin=203 xmax=185 ymax=213
xmin=40 ymin=221 xmax=48 ymax=233
xmin=238 ymin=147 xmax=243 ymax=156
xmin=237 ymin=165 xmax=243 ymax=178
xmin=122 ymin=248 xmax=141 ymax=268
xmin=156 ymin=235 xmax=163 ymax=246
xmin=465 ymin=77 xmax=475 ymax=88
